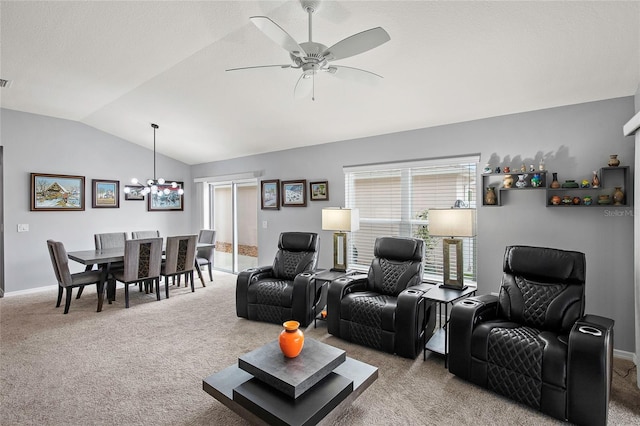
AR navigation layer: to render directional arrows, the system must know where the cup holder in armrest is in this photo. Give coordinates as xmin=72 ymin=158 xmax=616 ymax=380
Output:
xmin=461 ymin=300 xmax=478 ymax=306
xmin=578 ymin=326 xmax=603 ymax=337
xmin=406 ymin=289 xmax=418 ymax=294
xmin=299 ymin=273 xmax=312 ymax=277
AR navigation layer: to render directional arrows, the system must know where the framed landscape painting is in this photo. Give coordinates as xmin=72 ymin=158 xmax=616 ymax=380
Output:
xmin=261 ymin=179 xmax=280 ymax=210
xmin=30 ymin=173 xmax=85 ymax=211
xmin=91 ymin=179 xmax=119 ymax=208
xmin=309 ymin=181 xmax=329 ymax=201
xmin=281 ymin=179 xmax=307 ymax=207
xmin=148 ymin=181 xmax=184 ymax=211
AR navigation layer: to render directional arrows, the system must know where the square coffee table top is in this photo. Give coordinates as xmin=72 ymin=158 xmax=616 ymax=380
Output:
xmin=238 ymin=338 xmax=346 ymax=399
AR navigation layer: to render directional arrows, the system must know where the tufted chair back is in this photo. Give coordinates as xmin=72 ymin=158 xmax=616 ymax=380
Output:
xmin=272 ymin=232 xmax=319 ymax=280
xmin=499 ymin=245 xmax=585 ymax=334
xmin=366 ymin=236 xmax=424 ymax=296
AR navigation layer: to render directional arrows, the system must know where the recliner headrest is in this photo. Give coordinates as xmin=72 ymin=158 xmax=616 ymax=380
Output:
xmin=279 ymin=232 xmax=318 ymax=252
xmin=374 ymin=237 xmax=424 ymax=262
xmin=503 ymin=245 xmax=585 ymax=283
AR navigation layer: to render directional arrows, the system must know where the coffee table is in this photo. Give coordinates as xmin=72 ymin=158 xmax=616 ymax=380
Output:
xmin=203 ymin=338 xmax=378 ymax=426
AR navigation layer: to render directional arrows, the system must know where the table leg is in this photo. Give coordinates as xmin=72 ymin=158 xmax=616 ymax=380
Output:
xmin=96 ymin=281 xmax=105 ymax=312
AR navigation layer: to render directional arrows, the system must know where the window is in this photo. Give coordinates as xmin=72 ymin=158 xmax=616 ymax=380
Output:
xmin=344 ymin=155 xmax=478 ymax=284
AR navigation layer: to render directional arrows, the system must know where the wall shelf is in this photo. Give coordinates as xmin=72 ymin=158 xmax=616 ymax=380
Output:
xmin=482 ymin=171 xmax=547 ymax=206
xmin=546 ymin=166 xmax=630 ymax=207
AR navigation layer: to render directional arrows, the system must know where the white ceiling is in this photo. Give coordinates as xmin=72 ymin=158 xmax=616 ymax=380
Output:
xmin=1 ymin=1 xmax=639 ymax=165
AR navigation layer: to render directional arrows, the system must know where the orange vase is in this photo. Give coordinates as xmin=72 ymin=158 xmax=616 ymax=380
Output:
xmin=279 ymin=320 xmax=304 ymax=358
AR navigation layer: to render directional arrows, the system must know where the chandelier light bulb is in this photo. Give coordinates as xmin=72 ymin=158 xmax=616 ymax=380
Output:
xmin=158 ymin=178 xmax=165 ymax=185
xmin=123 ymin=186 xmax=131 ymax=194
xmin=171 ymin=181 xmax=178 ymax=188
xmin=131 ymin=178 xmax=139 ymax=185
xmin=163 ymin=188 xmax=171 ymax=195
xmin=178 ymin=188 xmax=184 ymax=195
xmin=151 ymin=185 xmax=158 ymax=194
xmin=143 ymin=187 xmax=151 ymax=194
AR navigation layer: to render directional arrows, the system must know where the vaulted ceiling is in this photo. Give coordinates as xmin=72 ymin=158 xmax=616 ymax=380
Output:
xmin=1 ymin=1 xmax=639 ymax=165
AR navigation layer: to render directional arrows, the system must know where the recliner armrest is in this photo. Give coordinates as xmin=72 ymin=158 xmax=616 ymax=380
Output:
xmin=235 ymin=266 xmax=274 ymax=318
xmin=448 ymin=294 xmax=499 ymax=379
xmin=291 ymin=271 xmax=316 ymax=327
xmin=327 ymin=275 xmax=367 ymax=336
xmin=567 ymin=314 xmax=614 ymax=426
xmin=395 ymin=284 xmax=434 ymax=358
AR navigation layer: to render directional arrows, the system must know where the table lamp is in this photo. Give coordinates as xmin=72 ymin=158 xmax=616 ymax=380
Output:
xmin=321 ymin=208 xmax=360 ymax=272
xmin=428 ymin=208 xmax=476 ymax=290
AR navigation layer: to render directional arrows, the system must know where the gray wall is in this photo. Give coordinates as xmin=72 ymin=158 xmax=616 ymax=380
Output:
xmin=192 ymin=97 xmax=636 ymax=352
xmin=1 ymin=109 xmax=192 ymax=293
xmin=2 ymin=98 xmax=636 ymax=352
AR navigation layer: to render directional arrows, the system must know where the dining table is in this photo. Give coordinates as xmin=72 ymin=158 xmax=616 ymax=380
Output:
xmin=67 ymin=242 xmax=215 ymax=311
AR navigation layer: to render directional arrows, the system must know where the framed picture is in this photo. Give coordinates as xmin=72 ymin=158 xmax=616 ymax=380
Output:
xmin=281 ymin=179 xmax=307 ymax=207
xmin=261 ymin=179 xmax=280 ymax=210
xmin=91 ymin=179 xmax=119 ymax=208
xmin=30 ymin=173 xmax=85 ymax=211
xmin=124 ymin=185 xmax=145 ymax=200
xmin=309 ymin=180 xmax=329 ymax=201
xmin=148 ymin=181 xmax=184 ymax=211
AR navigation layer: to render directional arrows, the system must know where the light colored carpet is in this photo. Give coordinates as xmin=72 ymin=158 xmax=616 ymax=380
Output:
xmin=1 ymin=271 xmax=638 ymax=425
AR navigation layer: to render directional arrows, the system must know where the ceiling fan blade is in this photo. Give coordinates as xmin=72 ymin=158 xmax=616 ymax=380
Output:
xmin=250 ymin=16 xmax=306 ymax=58
xmin=325 ymin=65 xmax=383 ymax=85
xmin=293 ymin=73 xmax=313 ymax=100
xmin=226 ymin=64 xmax=291 ymax=72
xmin=323 ymin=27 xmax=390 ymax=61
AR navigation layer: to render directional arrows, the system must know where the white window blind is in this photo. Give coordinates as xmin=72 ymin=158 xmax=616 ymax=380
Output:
xmin=344 ymin=155 xmax=479 ymax=283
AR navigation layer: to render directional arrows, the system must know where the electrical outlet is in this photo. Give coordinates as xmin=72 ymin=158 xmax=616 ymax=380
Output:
xmin=17 ymin=224 xmax=29 ymax=232
xmin=262 ymin=221 xmax=268 ymax=229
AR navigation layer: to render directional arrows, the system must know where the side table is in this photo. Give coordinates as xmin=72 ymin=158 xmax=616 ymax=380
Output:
xmin=312 ymin=270 xmax=352 ymax=327
xmin=422 ymin=285 xmax=477 ymax=367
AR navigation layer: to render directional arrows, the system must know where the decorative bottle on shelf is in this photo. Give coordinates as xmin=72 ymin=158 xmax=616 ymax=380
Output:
xmin=591 ymin=171 xmax=600 ymax=188
xmin=279 ymin=320 xmax=304 ymax=358
xmin=503 ymin=174 xmax=514 ymax=188
xmin=516 ymin=174 xmax=528 ymax=188
xmin=484 ymin=187 xmax=497 ymax=205
xmin=613 ymin=187 xmax=625 ymax=205
xmin=608 ymin=154 xmax=620 ymax=167
xmin=550 ymin=172 xmax=561 ymax=189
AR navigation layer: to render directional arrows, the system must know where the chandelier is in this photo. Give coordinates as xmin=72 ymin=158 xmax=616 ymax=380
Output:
xmin=124 ymin=123 xmax=184 ymax=196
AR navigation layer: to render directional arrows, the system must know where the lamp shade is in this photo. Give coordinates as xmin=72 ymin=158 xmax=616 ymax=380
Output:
xmin=322 ymin=208 xmax=360 ymax=232
xmin=428 ymin=208 xmax=476 ymax=237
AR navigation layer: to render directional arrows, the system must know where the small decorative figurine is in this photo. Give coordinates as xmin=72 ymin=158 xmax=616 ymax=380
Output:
xmin=530 ymin=173 xmax=542 ymax=187
xmin=539 ymin=160 xmax=545 ymax=171
xmin=529 ymin=164 xmax=535 ymax=172
xmin=503 ymin=174 xmax=514 ymax=188
xmin=503 ymin=166 xmax=510 ymax=173
xmin=591 ymin=171 xmax=600 ymax=188
xmin=495 ymin=167 xmax=501 ymax=174
xmin=483 ymin=163 xmax=492 ymax=174
xmin=520 ymin=163 xmax=527 ymax=173
xmin=581 ymin=179 xmax=590 ymax=188
xmin=583 ymin=196 xmax=592 ymax=205
xmin=608 ymin=154 xmax=620 ymax=167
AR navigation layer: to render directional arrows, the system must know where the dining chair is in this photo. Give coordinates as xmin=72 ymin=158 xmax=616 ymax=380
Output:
xmin=161 ymin=235 xmax=198 ymax=298
xmin=47 ymin=239 xmax=108 ymax=314
xmin=196 ymin=229 xmax=216 ymax=282
xmin=131 ymin=230 xmax=160 ymax=239
xmin=110 ymin=237 xmax=163 ymax=308
xmin=78 ymin=232 xmax=128 ymax=299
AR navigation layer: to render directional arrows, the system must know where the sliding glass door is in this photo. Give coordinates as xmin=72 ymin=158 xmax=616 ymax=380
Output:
xmin=209 ymin=179 xmax=258 ymax=273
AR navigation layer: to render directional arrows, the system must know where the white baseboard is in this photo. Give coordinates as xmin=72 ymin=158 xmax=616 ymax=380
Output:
xmin=4 ymin=284 xmax=57 ymax=297
xmin=614 ymin=349 xmax=637 ymax=363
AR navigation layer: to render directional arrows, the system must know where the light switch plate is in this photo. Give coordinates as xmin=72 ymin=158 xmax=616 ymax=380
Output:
xmin=17 ymin=224 xmax=29 ymax=232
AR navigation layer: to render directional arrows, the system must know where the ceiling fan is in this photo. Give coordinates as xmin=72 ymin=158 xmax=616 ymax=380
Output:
xmin=227 ymin=0 xmax=390 ymax=100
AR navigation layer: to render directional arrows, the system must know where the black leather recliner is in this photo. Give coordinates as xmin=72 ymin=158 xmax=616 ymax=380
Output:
xmin=327 ymin=236 xmax=436 ymax=359
xmin=448 ymin=245 xmax=614 ymax=426
xmin=236 ymin=232 xmax=320 ymax=327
